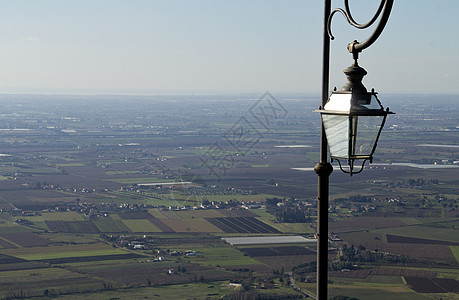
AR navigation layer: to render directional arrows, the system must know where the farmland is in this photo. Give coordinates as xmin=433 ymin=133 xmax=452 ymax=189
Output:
xmin=241 ymin=246 xmax=315 ymax=257
xmin=0 ymin=94 xmax=456 ymax=299
xmin=404 ymin=277 xmax=459 ymax=293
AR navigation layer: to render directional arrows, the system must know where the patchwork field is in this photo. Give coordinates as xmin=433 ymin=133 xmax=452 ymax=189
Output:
xmin=206 ymin=217 xmax=280 ymax=234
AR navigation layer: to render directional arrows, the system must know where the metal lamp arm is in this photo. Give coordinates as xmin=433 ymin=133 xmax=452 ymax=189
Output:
xmin=328 ymin=0 xmax=394 ymax=61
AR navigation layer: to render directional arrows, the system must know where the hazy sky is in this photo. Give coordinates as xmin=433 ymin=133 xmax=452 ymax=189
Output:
xmin=0 ymin=1 xmax=457 ymax=95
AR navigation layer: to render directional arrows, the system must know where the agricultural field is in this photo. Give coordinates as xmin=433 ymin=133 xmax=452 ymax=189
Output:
xmin=240 ymin=246 xmax=315 ymax=257
xmin=0 ymin=94 xmax=456 ymax=299
xmin=404 ymin=277 xmax=459 ymax=293
xmin=17 ymin=208 xmax=285 ymax=235
xmin=0 ymin=267 xmax=108 ymax=299
xmin=0 ymin=243 xmax=128 ymax=260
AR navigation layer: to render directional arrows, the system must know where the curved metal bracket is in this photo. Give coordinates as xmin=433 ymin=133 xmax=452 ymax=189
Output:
xmin=335 ymin=158 xmax=368 ymax=176
xmin=328 ymin=0 xmax=394 ymax=61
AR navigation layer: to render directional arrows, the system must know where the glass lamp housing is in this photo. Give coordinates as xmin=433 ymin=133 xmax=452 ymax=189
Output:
xmin=317 ymin=89 xmax=393 ymax=175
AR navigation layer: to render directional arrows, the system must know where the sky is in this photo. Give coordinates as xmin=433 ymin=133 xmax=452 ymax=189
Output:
xmin=0 ymin=0 xmax=457 ymax=95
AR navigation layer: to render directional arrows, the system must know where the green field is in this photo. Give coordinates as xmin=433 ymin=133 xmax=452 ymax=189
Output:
xmin=0 ymin=267 xmax=107 ymax=298
xmin=40 ymin=233 xmax=98 ymax=244
xmin=93 ymin=219 xmax=131 ymax=233
xmin=0 ymin=223 xmax=33 ymax=234
xmin=122 ymin=219 xmax=161 ymax=232
xmin=41 ymin=212 xmax=84 ymax=221
xmin=104 ymin=170 xmax=139 ymax=175
xmin=55 ymin=163 xmax=85 ymax=167
xmin=47 ymin=281 xmax=237 ymax=299
xmin=147 ymin=208 xmax=168 ymax=219
xmin=450 ymin=246 xmax=459 ymax=263
xmin=171 ymin=244 xmax=263 ymax=267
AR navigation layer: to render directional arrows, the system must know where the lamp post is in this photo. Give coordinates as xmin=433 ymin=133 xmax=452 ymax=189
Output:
xmin=314 ymin=1 xmax=394 ymax=299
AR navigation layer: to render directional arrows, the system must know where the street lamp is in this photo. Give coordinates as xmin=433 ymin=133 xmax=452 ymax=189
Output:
xmin=314 ymin=1 xmax=394 ymax=299
xmin=317 ymin=61 xmax=394 ymax=175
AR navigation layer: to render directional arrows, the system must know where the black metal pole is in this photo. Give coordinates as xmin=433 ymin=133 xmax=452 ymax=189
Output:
xmin=314 ymin=0 xmax=333 ymax=299
xmin=313 ymin=1 xmax=393 ymax=298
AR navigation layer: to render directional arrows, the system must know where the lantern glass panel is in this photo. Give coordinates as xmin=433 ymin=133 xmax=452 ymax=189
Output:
xmin=358 ymin=94 xmax=382 ymax=110
xmin=321 ymin=114 xmax=349 ymax=159
xmin=351 ymin=115 xmax=385 ymax=158
xmin=324 ymin=93 xmax=352 ymax=111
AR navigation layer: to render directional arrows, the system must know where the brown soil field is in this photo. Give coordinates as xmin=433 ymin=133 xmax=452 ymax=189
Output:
xmin=176 ymin=210 xmax=226 ymax=219
xmin=227 ymin=167 xmax=317 ymax=198
xmin=215 ymin=217 xmax=254 ymax=233
xmin=0 ymin=253 xmax=27 ymax=264
xmin=241 ymin=246 xmax=315 ymax=257
xmin=220 ymin=209 xmax=258 ymax=218
xmin=35 ymin=253 xmax=144 ymax=264
xmin=225 ymin=264 xmax=272 ymax=274
xmin=0 ymin=232 xmax=53 ymax=247
xmin=30 ymin=173 xmax=123 ymax=190
xmin=45 ymin=220 xmax=67 ymax=232
xmin=117 ymin=211 xmax=154 ymax=219
xmin=329 ymin=269 xmax=372 ymax=279
xmin=329 ymin=217 xmax=406 ymax=233
xmin=330 ymin=267 xmax=437 ymax=279
xmin=0 ymin=189 xmax=80 ymax=210
xmin=156 ymin=236 xmax=222 ymax=245
xmin=430 ymin=278 xmax=459 ymax=293
xmin=148 ymin=219 xmax=174 ymax=232
xmin=0 ymin=261 xmax=49 ymax=272
xmin=46 ymin=220 xmax=100 ymax=233
xmin=160 ymin=218 xmax=197 ymax=232
xmin=206 ymin=217 xmax=279 ymax=233
xmin=0 ymin=237 xmax=18 ymax=249
xmin=387 ymin=234 xmax=459 ymax=245
xmin=405 ymin=277 xmax=459 ymax=293
xmin=373 ymin=267 xmax=436 ymax=277
xmin=358 ymin=242 xmax=454 ymax=260
xmin=160 ymin=210 xmax=181 ymax=219
xmin=257 ymin=255 xmax=317 ymax=271
xmin=0 ymin=243 xmax=120 ymax=257
xmin=63 ymin=221 xmax=100 ymax=233
xmin=206 ymin=218 xmax=237 ymax=233
xmin=76 ymin=263 xmax=236 ymax=286
xmin=182 ymin=218 xmax=223 ymax=233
